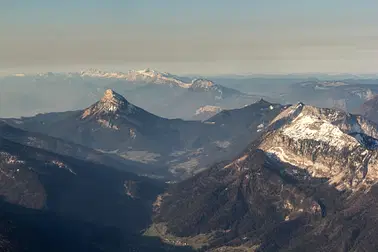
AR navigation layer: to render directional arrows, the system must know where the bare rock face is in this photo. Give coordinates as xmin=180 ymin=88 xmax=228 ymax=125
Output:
xmin=259 ymin=103 xmax=378 ymax=190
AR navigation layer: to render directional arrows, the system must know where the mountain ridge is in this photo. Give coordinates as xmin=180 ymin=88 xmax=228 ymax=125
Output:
xmin=2 ymin=90 xmax=283 ymax=178
xmin=150 ymin=102 xmax=378 ymax=251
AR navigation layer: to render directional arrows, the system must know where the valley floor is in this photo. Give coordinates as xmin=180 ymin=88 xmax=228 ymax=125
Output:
xmin=144 ymin=223 xmax=215 ymax=250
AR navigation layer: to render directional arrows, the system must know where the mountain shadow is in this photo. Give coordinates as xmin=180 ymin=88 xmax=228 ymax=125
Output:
xmin=0 ymin=197 xmax=196 ymax=252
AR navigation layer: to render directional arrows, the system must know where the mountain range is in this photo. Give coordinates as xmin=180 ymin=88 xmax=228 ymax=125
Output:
xmin=151 ymin=102 xmax=378 ymax=251
xmin=81 ymin=68 xmax=193 ymax=88
xmin=3 ymin=71 xmax=378 ymax=121
xmin=0 ymin=69 xmax=269 ymax=120
xmin=100 ymin=69 xmax=264 ymax=120
xmin=3 ymin=90 xmax=284 ymax=179
xmin=4 ymin=70 xmax=378 ymax=251
xmin=282 ymin=80 xmax=378 ymax=113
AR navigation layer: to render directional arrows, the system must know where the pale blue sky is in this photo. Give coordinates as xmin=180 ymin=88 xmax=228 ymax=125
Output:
xmin=1 ymin=0 xmax=378 ymax=75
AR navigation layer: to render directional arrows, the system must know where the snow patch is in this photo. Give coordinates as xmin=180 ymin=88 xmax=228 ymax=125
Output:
xmin=283 ymin=114 xmax=359 ymax=150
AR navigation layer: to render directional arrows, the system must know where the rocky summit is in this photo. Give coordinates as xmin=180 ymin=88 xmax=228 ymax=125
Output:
xmin=82 ymin=89 xmax=134 ymax=117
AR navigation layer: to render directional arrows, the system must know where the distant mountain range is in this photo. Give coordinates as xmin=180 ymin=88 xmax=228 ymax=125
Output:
xmin=81 ymin=68 xmax=193 ymax=88
xmin=4 ymin=78 xmax=378 ymax=251
xmin=10 ymin=69 xmax=378 ymax=121
xmin=87 ymin=68 xmax=263 ymax=119
xmin=282 ymin=80 xmax=378 ymax=113
xmin=0 ymin=68 xmax=267 ymax=120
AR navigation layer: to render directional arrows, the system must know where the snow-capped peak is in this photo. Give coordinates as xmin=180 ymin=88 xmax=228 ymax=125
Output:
xmin=127 ymin=69 xmax=192 ymax=88
xmin=134 ymin=68 xmax=165 ymax=75
xmin=15 ymin=68 xmax=233 ymax=93
xmin=271 ymin=103 xmax=378 ymax=140
xmin=260 ymin=103 xmax=378 ymax=190
xmin=128 ymin=68 xmax=170 ymax=79
xmin=97 ymin=89 xmax=129 ymax=113
xmin=81 ymin=89 xmax=136 ymax=119
xmin=79 ymin=68 xmax=192 ymax=88
xmin=101 ymin=89 xmax=127 ymax=105
xmin=80 ymin=69 xmax=129 ymax=79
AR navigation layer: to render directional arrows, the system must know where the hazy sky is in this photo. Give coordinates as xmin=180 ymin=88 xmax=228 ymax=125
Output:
xmin=1 ymin=0 xmax=378 ymax=75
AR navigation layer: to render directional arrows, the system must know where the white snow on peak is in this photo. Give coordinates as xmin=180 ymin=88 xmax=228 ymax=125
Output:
xmin=282 ymin=113 xmax=358 ymax=150
xmin=134 ymin=68 xmax=167 ymax=75
xmin=17 ymin=68 xmax=227 ymax=91
xmin=80 ymin=68 xmax=193 ymax=88
xmin=100 ymin=89 xmax=136 ymax=113
xmin=127 ymin=69 xmax=192 ymax=88
xmin=80 ymin=69 xmax=129 ymax=79
xmin=80 ymin=68 xmax=224 ymax=90
xmin=269 ymin=103 xmax=378 ymax=151
xmin=81 ymin=89 xmax=136 ymax=119
xmin=101 ymin=89 xmax=125 ymax=103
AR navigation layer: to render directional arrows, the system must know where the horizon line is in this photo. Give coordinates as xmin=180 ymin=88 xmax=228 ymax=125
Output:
xmin=2 ymin=68 xmax=378 ymax=78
